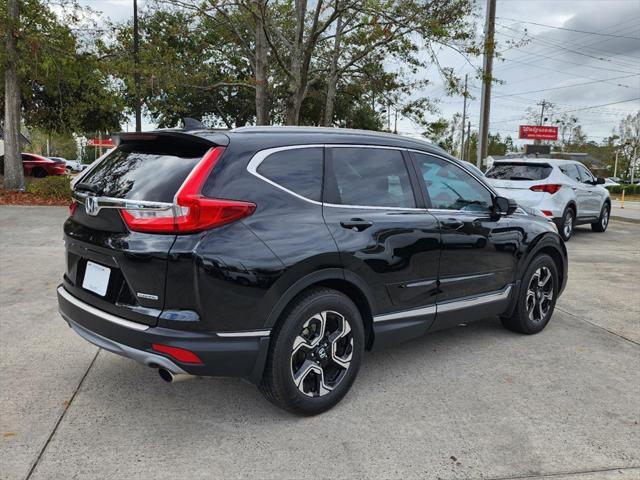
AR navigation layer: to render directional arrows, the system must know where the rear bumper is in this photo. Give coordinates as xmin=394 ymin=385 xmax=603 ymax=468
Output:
xmin=57 ymin=286 xmax=270 ymax=382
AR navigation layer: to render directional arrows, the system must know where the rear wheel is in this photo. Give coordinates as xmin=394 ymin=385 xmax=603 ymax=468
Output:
xmin=501 ymin=254 xmax=558 ymax=335
xmin=559 ymin=207 xmax=574 ymax=241
xmin=32 ymin=168 xmax=48 ymax=178
xmin=591 ymin=203 xmax=610 ymax=232
xmin=260 ymin=287 xmax=364 ymax=415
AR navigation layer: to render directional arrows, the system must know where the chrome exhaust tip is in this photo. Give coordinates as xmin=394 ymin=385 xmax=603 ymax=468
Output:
xmin=158 ymin=368 xmax=192 ymax=383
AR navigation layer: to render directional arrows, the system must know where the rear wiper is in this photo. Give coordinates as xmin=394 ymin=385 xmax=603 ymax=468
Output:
xmin=509 ymin=176 xmax=533 ymax=180
xmin=75 ymin=182 xmax=100 ymax=193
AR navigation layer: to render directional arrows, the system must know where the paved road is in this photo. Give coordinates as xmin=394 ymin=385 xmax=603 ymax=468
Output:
xmin=1 ymin=206 xmax=639 ymax=480
xmin=611 ymin=200 xmax=640 ymax=223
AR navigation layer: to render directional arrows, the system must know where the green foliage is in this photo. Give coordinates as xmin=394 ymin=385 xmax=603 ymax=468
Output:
xmin=28 ymin=129 xmax=77 ymax=159
xmin=25 ymin=175 xmax=72 ymax=200
xmin=0 ymin=0 xmax=125 ymax=134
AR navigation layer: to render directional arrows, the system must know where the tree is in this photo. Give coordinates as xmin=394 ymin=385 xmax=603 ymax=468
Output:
xmin=3 ymin=0 xmax=22 ymax=189
xmin=1 ymin=0 xmax=124 ymax=189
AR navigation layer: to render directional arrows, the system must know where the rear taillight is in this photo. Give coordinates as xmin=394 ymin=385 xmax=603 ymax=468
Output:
xmin=530 ymin=184 xmax=562 ymax=194
xmin=69 ymin=200 xmax=78 ymax=216
xmin=120 ymin=147 xmax=256 ymax=234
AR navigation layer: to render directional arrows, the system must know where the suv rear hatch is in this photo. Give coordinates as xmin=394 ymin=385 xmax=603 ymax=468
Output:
xmin=62 ymin=132 xmax=225 ymax=327
xmin=485 ymin=162 xmax=555 ymax=207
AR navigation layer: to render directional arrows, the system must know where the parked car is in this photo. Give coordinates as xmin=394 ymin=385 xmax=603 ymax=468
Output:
xmin=60 ymin=158 xmax=89 ymax=173
xmin=603 ymin=178 xmax=620 ymax=187
xmin=485 ymin=158 xmax=611 ymax=241
xmin=0 ymin=153 xmax=67 ymax=177
xmin=57 ymin=126 xmax=567 ymax=415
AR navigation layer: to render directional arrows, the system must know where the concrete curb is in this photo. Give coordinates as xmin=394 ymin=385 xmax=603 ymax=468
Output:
xmin=611 ymin=216 xmax=640 ymax=225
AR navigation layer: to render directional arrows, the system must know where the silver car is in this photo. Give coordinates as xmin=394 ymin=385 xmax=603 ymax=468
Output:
xmin=485 ymin=158 xmax=610 ymax=241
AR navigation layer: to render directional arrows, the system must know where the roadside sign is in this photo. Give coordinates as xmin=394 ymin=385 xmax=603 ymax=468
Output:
xmin=519 ymin=125 xmax=558 ymax=141
xmin=87 ymin=138 xmax=115 ymax=148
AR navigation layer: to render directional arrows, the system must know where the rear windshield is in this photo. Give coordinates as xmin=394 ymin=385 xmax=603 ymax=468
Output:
xmin=486 ymin=163 xmax=552 ymax=181
xmin=77 ymin=142 xmax=209 ymax=202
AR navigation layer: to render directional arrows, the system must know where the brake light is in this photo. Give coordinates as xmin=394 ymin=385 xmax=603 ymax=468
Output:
xmin=120 ymin=147 xmax=256 ymax=234
xmin=530 ymin=184 xmax=562 ymax=194
xmin=152 ymin=344 xmax=203 ymax=364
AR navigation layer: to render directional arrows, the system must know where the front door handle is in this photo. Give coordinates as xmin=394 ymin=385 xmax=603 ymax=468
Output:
xmin=340 ymin=219 xmax=374 ymax=232
xmin=441 ymin=218 xmax=464 ymax=230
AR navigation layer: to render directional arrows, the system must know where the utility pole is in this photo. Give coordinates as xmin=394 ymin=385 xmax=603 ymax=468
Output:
xmin=394 ymin=109 xmax=398 ymax=135
xmin=632 ymin=145 xmax=638 ymax=184
xmin=614 ymin=150 xmax=619 ymax=178
xmin=466 ymin=121 xmax=471 ymax=162
xmin=133 ymin=0 xmax=141 ymax=132
xmin=460 ymin=74 xmax=468 ymax=160
xmin=538 ymin=100 xmax=550 ymax=125
xmin=477 ymin=0 xmax=496 ymax=169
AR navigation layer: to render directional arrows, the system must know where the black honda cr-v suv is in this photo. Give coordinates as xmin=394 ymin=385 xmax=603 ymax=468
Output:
xmin=57 ymin=126 xmax=567 ymax=414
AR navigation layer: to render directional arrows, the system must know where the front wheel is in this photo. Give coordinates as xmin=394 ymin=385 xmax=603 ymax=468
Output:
xmin=260 ymin=287 xmax=364 ymax=415
xmin=501 ymin=254 xmax=559 ymax=335
xmin=591 ymin=203 xmax=610 ymax=232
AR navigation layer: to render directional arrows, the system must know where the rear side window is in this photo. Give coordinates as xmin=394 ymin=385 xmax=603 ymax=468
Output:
xmin=256 ymin=147 xmax=323 ymax=201
xmin=559 ymin=163 xmax=581 ymax=182
xmin=330 ymin=148 xmax=415 ymax=208
xmin=78 ymin=143 xmax=208 ymax=203
xmin=486 ymin=163 xmax=552 ymax=180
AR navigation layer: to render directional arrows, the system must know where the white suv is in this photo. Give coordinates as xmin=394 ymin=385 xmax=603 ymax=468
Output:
xmin=485 ymin=158 xmax=610 ymax=241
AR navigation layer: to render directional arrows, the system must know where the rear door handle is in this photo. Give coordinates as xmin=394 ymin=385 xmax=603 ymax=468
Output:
xmin=441 ymin=218 xmax=464 ymax=230
xmin=340 ymin=219 xmax=374 ymax=232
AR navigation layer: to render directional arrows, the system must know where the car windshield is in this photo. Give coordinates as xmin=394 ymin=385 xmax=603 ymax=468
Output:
xmin=486 ymin=163 xmax=552 ymax=181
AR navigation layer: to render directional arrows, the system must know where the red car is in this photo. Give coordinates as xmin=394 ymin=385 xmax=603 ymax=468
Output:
xmin=21 ymin=153 xmax=67 ymax=177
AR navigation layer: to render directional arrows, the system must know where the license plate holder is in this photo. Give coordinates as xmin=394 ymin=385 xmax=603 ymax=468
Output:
xmin=82 ymin=261 xmax=111 ymax=296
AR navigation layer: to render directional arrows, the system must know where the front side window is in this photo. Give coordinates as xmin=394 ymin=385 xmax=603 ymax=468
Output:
xmin=576 ymin=164 xmax=595 ymax=183
xmin=330 ymin=147 xmax=415 ymax=208
xmin=256 ymin=147 xmax=323 ymax=201
xmin=414 ymin=153 xmax=493 ymax=212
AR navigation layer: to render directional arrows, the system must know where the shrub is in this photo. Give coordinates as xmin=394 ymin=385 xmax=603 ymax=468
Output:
xmin=606 ymin=184 xmax=640 ymax=195
xmin=25 ymin=175 xmax=72 ymax=200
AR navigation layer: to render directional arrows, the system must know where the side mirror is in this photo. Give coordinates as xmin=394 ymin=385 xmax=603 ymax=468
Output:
xmin=494 ymin=196 xmax=518 ymax=216
xmin=595 ymin=177 xmax=605 ymax=185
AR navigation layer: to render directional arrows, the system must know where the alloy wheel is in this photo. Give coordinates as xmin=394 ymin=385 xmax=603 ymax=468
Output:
xmin=290 ymin=310 xmax=354 ymax=397
xmin=525 ymin=266 xmax=554 ymax=323
xmin=602 ymin=207 xmax=609 ymax=228
xmin=563 ymin=212 xmax=573 ymax=238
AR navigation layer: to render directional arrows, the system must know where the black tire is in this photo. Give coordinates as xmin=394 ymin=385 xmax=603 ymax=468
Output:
xmin=501 ymin=254 xmax=559 ymax=335
xmin=559 ymin=207 xmax=574 ymax=241
xmin=591 ymin=203 xmax=610 ymax=232
xmin=32 ymin=168 xmax=47 ymax=178
xmin=260 ymin=287 xmax=364 ymax=415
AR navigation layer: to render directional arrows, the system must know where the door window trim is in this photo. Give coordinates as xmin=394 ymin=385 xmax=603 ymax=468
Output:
xmin=246 ymin=144 xmax=430 ymax=211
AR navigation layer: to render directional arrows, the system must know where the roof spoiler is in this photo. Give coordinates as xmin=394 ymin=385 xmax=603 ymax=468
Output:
xmin=114 ymin=130 xmax=229 ymax=147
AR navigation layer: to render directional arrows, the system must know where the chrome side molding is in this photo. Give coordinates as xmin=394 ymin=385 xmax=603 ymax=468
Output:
xmin=373 ymin=284 xmax=513 ymax=323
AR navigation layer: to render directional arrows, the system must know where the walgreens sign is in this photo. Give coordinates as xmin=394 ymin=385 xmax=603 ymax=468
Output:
xmin=518 ymin=125 xmax=558 ymax=141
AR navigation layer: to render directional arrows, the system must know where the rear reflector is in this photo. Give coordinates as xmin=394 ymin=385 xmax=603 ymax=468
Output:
xmin=541 ymin=210 xmax=554 ymax=217
xmin=530 ymin=184 xmax=562 ymax=194
xmin=152 ymin=344 xmax=203 ymax=364
xmin=120 ymin=147 xmax=256 ymax=234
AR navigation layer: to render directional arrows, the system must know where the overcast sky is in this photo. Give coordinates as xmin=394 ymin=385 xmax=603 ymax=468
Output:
xmin=80 ymin=0 xmax=640 ymax=144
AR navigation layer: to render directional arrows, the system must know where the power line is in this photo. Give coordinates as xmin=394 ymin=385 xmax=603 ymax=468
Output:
xmin=496 ymin=17 xmax=640 ymax=40
xmin=560 ymin=97 xmax=640 ymax=113
xmin=493 ymin=74 xmax=640 ymax=99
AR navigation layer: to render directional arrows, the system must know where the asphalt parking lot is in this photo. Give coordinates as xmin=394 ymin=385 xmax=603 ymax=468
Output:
xmin=1 ymin=206 xmax=638 ymax=480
